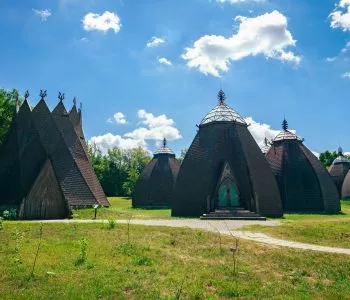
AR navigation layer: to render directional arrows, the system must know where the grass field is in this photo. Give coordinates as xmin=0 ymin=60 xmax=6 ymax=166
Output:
xmin=243 ymin=200 xmax=350 ymax=248
xmin=75 ymin=198 xmax=350 ymax=249
xmin=0 ymin=221 xmax=349 ymax=299
xmin=73 ymin=197 xmax=172 ymax=220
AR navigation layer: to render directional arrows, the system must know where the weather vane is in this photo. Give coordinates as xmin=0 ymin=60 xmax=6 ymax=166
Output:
xmin=40 ymin=90 xmax=47 ymax=100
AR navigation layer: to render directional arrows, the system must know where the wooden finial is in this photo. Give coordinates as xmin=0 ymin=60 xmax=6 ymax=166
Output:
xmin=218 ymin=89 xmax=226 ymax=104
xmin=24 ymin=90 xmax=30 ymax=100
xmin=338 ymin=146 xmax=343 ymax=156
xmin=264 ymin=137 xmax=269 ymax=147
xmin=58 ymin=92 xmax=65 ymax=102
xmin=282 ymin=118 xmax=288 ymax=131
xmin=40 ymin=90 xmax=47 ymax=100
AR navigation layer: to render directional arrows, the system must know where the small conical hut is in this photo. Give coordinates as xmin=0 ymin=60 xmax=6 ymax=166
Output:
xmin=266 ymin=119 xmax=340 ymax=213
xmin=329 ymin=147 xmax=350 ymax=198
xmin=0 ymin=91 xmax=109 ymax=219
xmin=132 ymin=138 xmax=180 ymax=208
xmin=172 ymin=90 xmax=283 ymax=218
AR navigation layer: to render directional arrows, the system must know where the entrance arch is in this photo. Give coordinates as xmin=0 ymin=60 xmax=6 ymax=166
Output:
xmin=218 ymin=178 xmax=239 ymax=208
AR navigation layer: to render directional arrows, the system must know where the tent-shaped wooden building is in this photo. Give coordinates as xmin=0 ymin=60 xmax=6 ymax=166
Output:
xmin=266 ymin=119 xmax=340 ymax=213
xmin=329 ymin=147 xmax=350 ymax=198
xmin=172 ymin=90 xmax=283 ymax=218
xmin=132 ymin=139 xmax=180 ymax=208
xmin=0 ymin=91 xmax=109 ymax=220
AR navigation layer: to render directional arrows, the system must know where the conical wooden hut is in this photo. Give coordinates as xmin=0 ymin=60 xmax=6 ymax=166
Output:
xmin=266 ymin=119 xmax=340 ymax=213
xmin=132 ymin=138 xmax=180 ymax=208
xmin=0 ymin=91 xmax=109 ymax=219
xmin=172 ymin=90 xmax=283 ymax=218
xmin=329 ymin=147 xmax=350 ymax=198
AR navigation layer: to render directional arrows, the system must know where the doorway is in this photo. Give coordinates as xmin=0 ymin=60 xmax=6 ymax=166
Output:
xmin=218 ymin=178 xmax=239 ymax=208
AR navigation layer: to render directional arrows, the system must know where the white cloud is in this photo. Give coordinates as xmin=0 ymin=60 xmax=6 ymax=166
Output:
xmin=182 ymin=10 xmax=300 ymax=77
xmin=216 ymin=0 xmax=265 ymax=3
xmin=342 ymin=71 xmax=350 ymax=78
xmin=330 ymin=0 xmax=350 ymax=31
xmin=245 ymin=117 xmax=281 ymax=148
xmin=146 ymin=36 xmax=165 ymax=48
xmin=326 ymin=56 xmax=337 ymax=62
xmin=341 ymin=41 xmax=350 ymax=52
xmin=107 ymin=112 xmax=127 ymax=125
xmin=90 ymin=133 xmax=145 ymax=153
xmin=158 ymin=57 xmax=173 ymax=66
xmin=312 ymin=151 xmax=320 ymax=158
xmin=325 ymin=41 xmax=350 ymax=62
xmin=33 ymin=9 xmax=52 ymax=21
xmin=90 ymin=109 xmax=181 ymax=153
xmin=82 ymin=11 xmax=121 ymax=33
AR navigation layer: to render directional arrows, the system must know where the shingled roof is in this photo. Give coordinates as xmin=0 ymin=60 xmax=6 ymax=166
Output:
xmin=266 ymin=119 xmax=340 ymax=213
xmin=0 ymin=91 xmax=109 ymax=219
xmin=329 ymin=147 xmax=350 ymax=198
xmin=172 ymin=90 xmax=283 ymax=218
xmin=132 ymin=138 xmax=180 ymax=207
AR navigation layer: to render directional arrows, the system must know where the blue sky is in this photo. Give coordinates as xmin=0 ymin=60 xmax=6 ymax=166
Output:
xmin=1 ymin=0 xmax=350 ymax=155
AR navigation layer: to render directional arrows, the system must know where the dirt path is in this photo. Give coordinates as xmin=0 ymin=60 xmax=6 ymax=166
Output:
xmin=32 ymin=218 xmax=350 ymax=255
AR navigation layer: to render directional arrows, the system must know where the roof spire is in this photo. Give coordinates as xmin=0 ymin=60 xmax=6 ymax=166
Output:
xmin=163 ymin=137 xmax=167 ymax=148
xmin=40 ymin=90 xmax=47 ymax=100
xmin=73 ymin=97 xmax=77 ymax=106
xmin=264 ymin=137 xmax=269 ymax=147
xmin=217 ymin=89 xmax=226 ymax=104
xmin=282 ymin=118 xmax=288 ymax=131
xmin=338 ymin=146 xmax=343 ymax=156
xmin=58 ymin=92 xmax=65 ymax=102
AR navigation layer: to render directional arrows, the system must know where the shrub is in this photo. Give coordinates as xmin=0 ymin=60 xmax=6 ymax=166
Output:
xmin=74 ymin=237 xmax=88 ymax=266
xmin=107 ymin=219 xmax=116 ymax=230
xmin=3 ymin=208 xmax=17 ymax=220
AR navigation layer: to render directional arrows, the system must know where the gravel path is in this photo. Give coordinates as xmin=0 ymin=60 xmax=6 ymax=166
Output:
xmin=34 ymin=218 xmax=350 ymax=255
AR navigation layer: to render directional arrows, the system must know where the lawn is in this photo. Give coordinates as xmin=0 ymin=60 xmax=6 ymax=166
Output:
xmin=244 ymin=200 xmax=350 ymax=248
xmin=0 ymin=221 xmax=349 ymax=299
xmin=73 ymin=197 xmax=172 ymax=220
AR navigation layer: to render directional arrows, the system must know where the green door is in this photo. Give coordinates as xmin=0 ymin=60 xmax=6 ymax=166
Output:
xmin=218 ymin=180 xmax=239 ymax=208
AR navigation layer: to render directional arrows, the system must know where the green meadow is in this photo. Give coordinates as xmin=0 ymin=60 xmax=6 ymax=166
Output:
xmin=0 ymin=221 xmax=349 ymax=299
xmin=243 ymin=200 xmax=350 ymax=248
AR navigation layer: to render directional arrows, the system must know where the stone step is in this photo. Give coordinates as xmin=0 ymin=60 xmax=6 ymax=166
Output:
xmin=200 ymin=216 xmax=266 ymax=221
xmin=201 ymin=209 xmax=266 ymax=221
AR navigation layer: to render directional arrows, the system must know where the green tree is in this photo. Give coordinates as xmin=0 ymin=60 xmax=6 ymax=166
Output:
xmin=319 ymin=150 xmax=338 ymax=168
xmin=123 ymin=147 xmax=151 ymax=196
xmin=0 ymin=89 xmax=20 ymax=146
xmin=177 ymin=147 xmax=188 ymax=164
xmin=87 ymin=145 xmax=151 ymax=197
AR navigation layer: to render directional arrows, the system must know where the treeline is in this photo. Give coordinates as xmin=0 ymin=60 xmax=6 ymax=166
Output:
xmin=319 ymin=150 xmax=350 ymax=168
xmin=88 ymin=144 xmax=152 ymax=197
xmin=88 ymin=144 xmax=187 ymax=197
